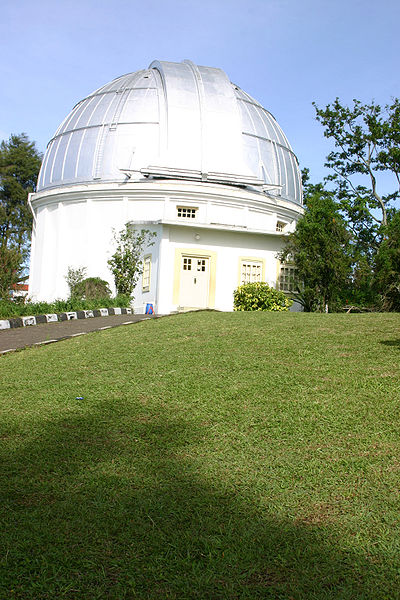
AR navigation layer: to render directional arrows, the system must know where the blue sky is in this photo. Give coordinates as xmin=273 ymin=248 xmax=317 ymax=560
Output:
xmin=1 ymin=0 xmax=399 ymax=186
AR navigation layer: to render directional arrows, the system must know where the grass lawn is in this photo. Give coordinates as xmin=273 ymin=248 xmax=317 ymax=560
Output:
xmin=1 ymin=311 xmax=400 ymax=599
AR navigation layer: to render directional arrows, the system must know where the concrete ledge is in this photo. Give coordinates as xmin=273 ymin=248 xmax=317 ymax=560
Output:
xmin=76 ymin=310 xmax=95 ymax=319
xmin=35 ymin=315 xmax=48 ymax=324
xmin=59 ymin=312 xmax=77 ymax=321
xmin=0 ymin=308 xmax=131 ymax=331
xmin=9 ymin=318 xmax=24 ymax=328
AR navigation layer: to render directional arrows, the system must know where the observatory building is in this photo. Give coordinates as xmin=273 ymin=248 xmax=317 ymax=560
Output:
xmin=28 ymin=60 xmax=303 ymax=313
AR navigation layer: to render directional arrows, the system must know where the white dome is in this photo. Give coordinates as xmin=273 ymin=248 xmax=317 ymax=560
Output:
xmin=37 ymin=60 xmax=302 ymax=205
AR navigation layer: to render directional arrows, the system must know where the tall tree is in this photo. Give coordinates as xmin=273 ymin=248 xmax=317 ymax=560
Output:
xmin=373 ymin=211 xmax=400 ymax=311
xmin=280 ymin=185 xmax=352 ymax=312
xmin=0 ymin=133 xmax=42 ymax=251
xmin=0 ymin=133 xmax=42 ymax=298
xmin=313 ymin=98 xmax=400 ymax=246
xmin=312 ymin=99 xmax=400 ymax=309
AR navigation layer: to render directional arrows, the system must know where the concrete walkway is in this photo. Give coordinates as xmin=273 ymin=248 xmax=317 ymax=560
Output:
xmin=0 ymin=313 xmax=159 ymax=355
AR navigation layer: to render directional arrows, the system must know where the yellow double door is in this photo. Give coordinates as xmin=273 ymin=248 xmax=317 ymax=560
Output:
xmin=179 ymin=255 xmax=210 ymax=308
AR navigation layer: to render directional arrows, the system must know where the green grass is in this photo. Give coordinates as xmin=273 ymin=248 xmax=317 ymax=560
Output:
xmin=1 ymin=311 xmax=400 ymax=599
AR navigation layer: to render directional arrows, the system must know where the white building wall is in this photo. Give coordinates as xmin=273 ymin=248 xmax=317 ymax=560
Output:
xmin=38 ymin=203 xmax=60 ymax=299
xmin=28 ymin=181 xmax=301 ymax=308
xmin=247 ymin=208 xmax=275 ymax=231
xmin=156 ymin=226 xmax=176 ymax=315
xmin=158 ymin=225 xmax=284 ymax=314
xmin=131 ymin=223 xmax=162 ymax=314
xmin=86 ymin=198 xmax=126 ymax=292
xmin=208 ymin=202 xmax=246 ymax=228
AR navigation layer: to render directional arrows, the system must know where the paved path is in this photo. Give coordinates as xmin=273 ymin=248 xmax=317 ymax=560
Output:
xmin=0 ymin=313 xmax=159 ymax=354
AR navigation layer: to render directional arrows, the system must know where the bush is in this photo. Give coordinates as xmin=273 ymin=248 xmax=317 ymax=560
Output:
xmin=73 ymin=277 xmax=111 ymax=300
xmin=65 ymin=266 xmax=87 ymax=298
xmin=233 ymin=282 xmax=293 ymax=312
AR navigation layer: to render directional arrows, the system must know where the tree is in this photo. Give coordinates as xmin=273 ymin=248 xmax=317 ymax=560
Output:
xmin=279 ymin=185 xmax=352 ymax=312
xmin=313 ymin=98 xmax=400 ymax=248
xmin=108 ymin=225 xmax=156 ymax=297
xmin=0 ymin=245 xmax=22 ymax=300
xmin=0 ymin=133 xmax=42 ymax=298
xmin=373 ymin=211 xmax=400 ymax=311
xmin=0 ymin=133 xmax=42 ymax=253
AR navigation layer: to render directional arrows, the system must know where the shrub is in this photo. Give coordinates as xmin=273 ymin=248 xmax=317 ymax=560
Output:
xmin=65 ymin=266 xmax=87 ymax=298
xmin=73 ymin=277 xmax=111 ymax=300
xmin=233 ymin=282 xmax=293 ymax=312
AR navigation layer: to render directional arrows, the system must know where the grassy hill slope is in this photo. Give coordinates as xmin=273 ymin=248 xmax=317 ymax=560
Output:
xmin=1 ymin=312 xmax=400 ymax=599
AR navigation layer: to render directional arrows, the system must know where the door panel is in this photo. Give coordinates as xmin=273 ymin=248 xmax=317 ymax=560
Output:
xmin=179 ymin=256 xmax=209 ymax=308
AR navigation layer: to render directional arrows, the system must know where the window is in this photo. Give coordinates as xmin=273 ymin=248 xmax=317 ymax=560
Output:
xmin=142 ymin=255 xmax=151 ymax=292
xmin=177 ymin=207 xmax=197 ymax=219
xmin=197 ymin=259 xmax=206 ymax=272
xmin=240 ymin=260 xmax=262 ymax=285
xmin=279 ymin=264 xmax=297 ymax=292
xmin=183 ymin=257 xmax=192 ymax=270
xmin=276 ymin=221 xmax=286 ymax=232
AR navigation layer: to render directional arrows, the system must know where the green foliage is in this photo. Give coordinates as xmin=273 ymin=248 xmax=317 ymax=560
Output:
xmin=0 ymin=295 xmax=131 ymax=319
xmin=313 ymin=98 xmax=400 ymax=233
xmin=0 ymin=245 xmax=22 ymax=300
xmin=0 ymin=133 xmax=41 ymax=298
xmin=233 ymin=281 xmax=292 ymax=311
xmin=280 ymin=187 xmax=352 ymax=312
xmin=108 ymin=225 xmax=156 ymax=297
xmin=73 ymin=277 xmax=111 ymax=300
xmin=374 ymin=211 xmax=400 ymax=311
xmin=312 ymin=99 xmax=400 ymax=311
xmin=65 ymin=268 xmax=112 ymax=302
xmin=65 ymin=266 xmax=87 ymax=298
xmin=339 ymin=254 xmax=381 ymax=310
xmin=0 ymin=133 xmax=42 ymax=252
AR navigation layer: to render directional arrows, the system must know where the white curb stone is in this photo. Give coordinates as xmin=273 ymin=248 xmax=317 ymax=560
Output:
xmin=46 ymin=313 xmax=58 ymax=323
xmin=0 ymin=307 xmax=134 ymax=334
xmin=22 ymin=316 xmax=37 ymax=327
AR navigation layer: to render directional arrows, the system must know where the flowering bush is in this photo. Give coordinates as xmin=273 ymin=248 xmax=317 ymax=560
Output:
xmin=233 ymin=282 xmax=292 ymax=312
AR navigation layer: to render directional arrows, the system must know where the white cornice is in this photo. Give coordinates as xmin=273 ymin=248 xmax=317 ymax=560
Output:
xmin=30 ymin=179 xmax=303 ymax=218
xmin=144 ymin=220 xmax=292 ymax=237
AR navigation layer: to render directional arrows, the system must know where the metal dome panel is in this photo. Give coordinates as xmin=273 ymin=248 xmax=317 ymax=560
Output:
xmin=37 ymin=60 xmax=302 ymax=205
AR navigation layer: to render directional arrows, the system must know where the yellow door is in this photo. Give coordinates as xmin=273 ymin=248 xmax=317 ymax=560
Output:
xmin=179 ymin=256 xmax=209 ymax=308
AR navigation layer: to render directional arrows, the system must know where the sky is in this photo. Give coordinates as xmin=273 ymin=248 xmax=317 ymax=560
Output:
xmin=1 ymin=0 xmax=399 ymax=186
